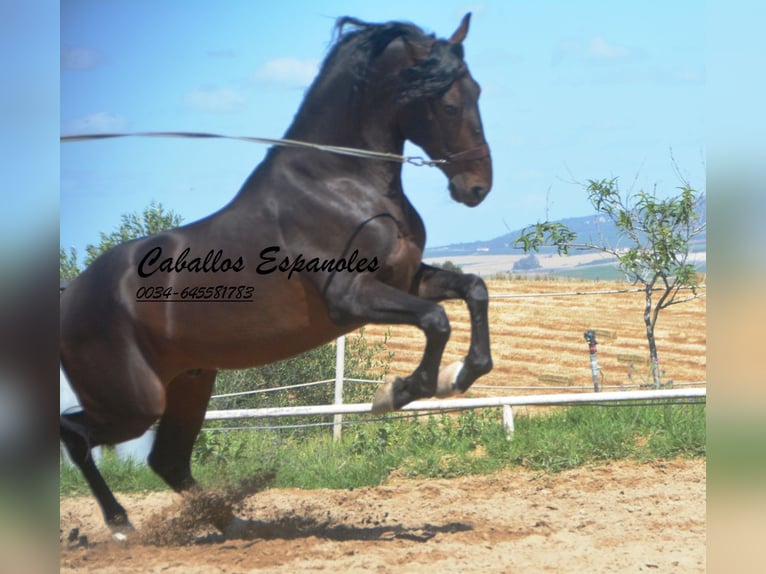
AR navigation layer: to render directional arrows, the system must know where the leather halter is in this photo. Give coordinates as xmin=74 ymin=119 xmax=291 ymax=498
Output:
xmin=441 ymin=142 xmax=490 ymax=164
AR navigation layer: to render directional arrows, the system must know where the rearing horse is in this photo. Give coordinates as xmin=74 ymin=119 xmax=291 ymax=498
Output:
xmin=60 ymin=14 xmax=493 ymax=535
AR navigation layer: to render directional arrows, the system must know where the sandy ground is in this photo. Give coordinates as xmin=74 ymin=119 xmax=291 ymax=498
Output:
xmin=60 ymin=458 xmax=705 ymax=573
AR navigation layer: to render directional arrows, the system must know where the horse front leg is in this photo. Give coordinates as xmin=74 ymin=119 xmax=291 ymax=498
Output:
xmin=324 ymin=279 xmax=452 ymax=413
xmin=411 ymin=264 xmax=493 ymax=397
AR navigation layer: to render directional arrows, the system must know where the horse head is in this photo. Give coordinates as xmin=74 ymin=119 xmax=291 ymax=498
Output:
xmin=393 ymin=13 xmax=492 ymax=207
xmin=314 ymin=14 xmax=492 ymax=207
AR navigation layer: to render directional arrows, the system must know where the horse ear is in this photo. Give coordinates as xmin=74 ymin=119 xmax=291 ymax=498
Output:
xmin=449 ymin=13 xmax=471 ymax=44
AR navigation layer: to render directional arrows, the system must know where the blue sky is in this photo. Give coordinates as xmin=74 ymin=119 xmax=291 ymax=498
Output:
xmin=60 ymin=0 xmax=706 ymax=256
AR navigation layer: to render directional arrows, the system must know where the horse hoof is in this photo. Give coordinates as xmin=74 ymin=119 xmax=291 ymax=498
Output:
xmin=109 ymin=521 xmax=135 ymax=542
xmin=435 ymin=361 xmax=463 ymax=398
xmin=371 ymin=381 xmax=396 ymax=414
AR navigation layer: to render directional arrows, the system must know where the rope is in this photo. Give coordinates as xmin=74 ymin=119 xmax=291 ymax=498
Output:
xmin=211 ymin=378 xmax=334 ymax=400
xmin=487 ymin=285 xmax=705 ymax=300
xmin=210 ymin=377 xmax=391 ymax=400
xmin=472 ymin=381 xmax=706 ymax=392
xmin=60 ymin=130 xmax=446 ymax=167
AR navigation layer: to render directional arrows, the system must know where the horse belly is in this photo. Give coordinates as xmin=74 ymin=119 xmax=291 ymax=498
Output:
xmin=147 ymin=276 xmax=350 ymax=371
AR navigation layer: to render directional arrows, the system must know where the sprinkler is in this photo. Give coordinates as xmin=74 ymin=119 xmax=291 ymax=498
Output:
xmin=584 ymin=330 xmax=601 ymax=392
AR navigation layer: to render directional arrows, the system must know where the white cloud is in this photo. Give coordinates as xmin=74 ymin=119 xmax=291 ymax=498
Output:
xmin=183 ymin=87 xmax=246 ymax=113
xmin=587 ymin=36 xmax=632 ymax=60
xmin=552 ymin=36 xmax=634 ymax=66
xmin=253 ymin=57 xmax=319 ymax=88
xmin=66 ymin=112 xmax=128 ymax=134
xmin=61 ymin=46 xmax=102 ymax=70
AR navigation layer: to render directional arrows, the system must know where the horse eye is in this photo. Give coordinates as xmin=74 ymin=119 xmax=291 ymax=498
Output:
xmin=443 ymin=104 xmax=459 ymax=116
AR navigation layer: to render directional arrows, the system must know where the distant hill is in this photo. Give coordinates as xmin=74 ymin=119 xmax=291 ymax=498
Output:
xmin=425 ymin=198 xmax=706 ymax=258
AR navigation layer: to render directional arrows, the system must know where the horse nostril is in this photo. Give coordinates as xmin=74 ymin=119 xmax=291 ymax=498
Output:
xmin=471 ymin=185 xmax=487 ymax=201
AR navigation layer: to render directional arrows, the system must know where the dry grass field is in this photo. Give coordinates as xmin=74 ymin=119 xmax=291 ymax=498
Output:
xmin=355 ymin=278 xmax=707 ymax=395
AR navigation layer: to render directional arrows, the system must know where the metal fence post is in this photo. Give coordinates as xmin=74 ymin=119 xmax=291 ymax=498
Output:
xmin=333 ymin=335 xmax=345 ymax=441
xmin=584 ymin=329 xmax=601 ymax=392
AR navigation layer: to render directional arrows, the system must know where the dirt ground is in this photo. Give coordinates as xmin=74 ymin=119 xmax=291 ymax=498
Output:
xmin=60 ymin=458 xmax=705 ymax=573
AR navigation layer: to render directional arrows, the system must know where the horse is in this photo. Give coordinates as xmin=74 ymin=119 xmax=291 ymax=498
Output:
xmin=60 ymin=13 xmax=493 ymax=536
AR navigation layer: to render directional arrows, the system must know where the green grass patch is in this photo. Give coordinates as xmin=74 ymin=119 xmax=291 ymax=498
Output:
xmin=553 ymin=263 xmax=626 ymax=281
xmin=506 ymin=401 xmax=705 ymax=473
xmin=60 ymin=401 xmax=705 ymax=496
xmin=60 ymin=448 xmax=167 ymax=496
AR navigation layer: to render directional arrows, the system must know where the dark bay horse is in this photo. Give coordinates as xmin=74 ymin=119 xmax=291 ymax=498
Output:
xmin=60 ymin=13 xmax=493 ymax=535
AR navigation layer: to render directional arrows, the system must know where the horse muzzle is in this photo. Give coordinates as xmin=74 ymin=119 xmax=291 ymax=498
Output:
xmin=449 ymin=178 xmax=491 ymax=206
xmin=443 ymin=143 xmax=492 ymax=206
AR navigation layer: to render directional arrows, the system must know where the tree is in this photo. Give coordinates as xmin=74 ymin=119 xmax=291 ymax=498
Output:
xmin=84 ymin=200 xmax=183 ymax=267
xmin=515 ymin=177 xmax=705 ymax=388
xmin=59 ymin=201 xmax=184 ymax=279
xmin=59 ymin=247 xmax=81 ymax=281
xmin=512 ymin=253 xmax=541 ymax=272
xmin=433 ymin=260 xmax=463 ymax=274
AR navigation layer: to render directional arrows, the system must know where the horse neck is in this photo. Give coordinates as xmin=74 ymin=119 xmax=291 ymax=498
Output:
xmin=262 ymin=103 xmax=404 ymax=196
xmin=285 ymin=69 xmax=405 ymax=157
xmin=231 ymin=75 xmax=409 ymax=204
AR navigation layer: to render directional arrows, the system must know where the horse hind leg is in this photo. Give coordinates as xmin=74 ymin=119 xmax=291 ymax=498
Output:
xmin=147 ymin=369 xmax=216 ymax=493
xmin=60 ymin=353 xmax=166 ymax=537
xmin=60 ymin=411 xmax=133 ymax=537
xmin=147 ymin=369 xmax=249 ymax=536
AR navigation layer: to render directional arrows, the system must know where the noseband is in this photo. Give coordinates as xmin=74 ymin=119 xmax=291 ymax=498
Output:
xmin=441 ymin=142 xmax=490 ymax=164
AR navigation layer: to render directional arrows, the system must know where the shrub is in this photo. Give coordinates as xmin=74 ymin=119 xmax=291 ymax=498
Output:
xmin=211 ymin=329 xmax=392 ymax=411
xmin=512 ymin=253 xmax=541 ymax=271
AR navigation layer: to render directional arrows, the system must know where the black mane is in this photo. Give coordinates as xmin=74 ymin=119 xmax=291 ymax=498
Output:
xmin=317 ymin=16 xmax=465 ymax=103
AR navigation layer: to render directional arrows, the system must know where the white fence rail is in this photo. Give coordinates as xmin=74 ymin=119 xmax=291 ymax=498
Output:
xmin=205 ymin=387 xmax=706 ymax=437
xmin=205 ymin=388 xmax=705 ymax=420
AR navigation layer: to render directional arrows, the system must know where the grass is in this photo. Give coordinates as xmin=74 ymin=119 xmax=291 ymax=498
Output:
xmin=553 ymin=263 xmax=627 ymax=281
xmin=506 ymin=401 xmax=705 ymax=472
xmin=60 ymin=400 xmax=705 ymax=496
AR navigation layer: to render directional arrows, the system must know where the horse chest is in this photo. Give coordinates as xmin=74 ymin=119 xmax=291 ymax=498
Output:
xmin=379 ymin=235 xmax=423 ymax=291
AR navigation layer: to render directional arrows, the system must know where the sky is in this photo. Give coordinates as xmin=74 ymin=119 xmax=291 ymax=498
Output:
xmin=60 ymin=0 xmax=707 ymax=256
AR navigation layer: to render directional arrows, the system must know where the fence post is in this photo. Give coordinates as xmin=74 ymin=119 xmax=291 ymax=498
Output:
xmin=502 ymin=404 xmax=515 ymax=439
xmin=584 ymin=329 xmax=600 ymax=392
xmin=333 ymin=335 xmax=345 ymax=442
